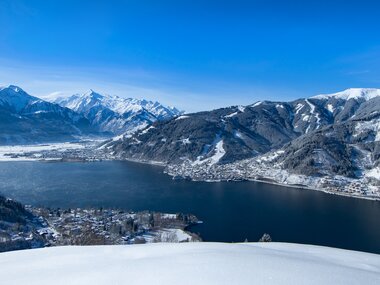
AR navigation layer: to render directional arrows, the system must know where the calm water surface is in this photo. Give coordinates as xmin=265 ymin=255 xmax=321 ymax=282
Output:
xmin=0 ymin=161 xmax=379 ymax=254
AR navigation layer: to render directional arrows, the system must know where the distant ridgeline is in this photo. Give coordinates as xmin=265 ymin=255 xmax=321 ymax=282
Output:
xmin=0 ymin=85 xmax=182 ymax=145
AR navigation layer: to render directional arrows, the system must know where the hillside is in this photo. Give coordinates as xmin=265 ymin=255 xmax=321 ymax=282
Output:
xmin=104 ymin=88 xmax=380 ymax=199
xmin=0 ymin=242 xmax=379 ymax=285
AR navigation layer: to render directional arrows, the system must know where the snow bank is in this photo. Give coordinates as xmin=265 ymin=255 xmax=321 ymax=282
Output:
xmin=0 ymin=242 xmax=379 ymax=285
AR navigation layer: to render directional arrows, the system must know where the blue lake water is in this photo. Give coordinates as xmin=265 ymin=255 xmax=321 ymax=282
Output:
xmin=0 ymin=160 xmax=379 ymax=253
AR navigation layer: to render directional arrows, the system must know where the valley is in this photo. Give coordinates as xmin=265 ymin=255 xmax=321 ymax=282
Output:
xmin=1 ymin=86 xmax=379 ymax=200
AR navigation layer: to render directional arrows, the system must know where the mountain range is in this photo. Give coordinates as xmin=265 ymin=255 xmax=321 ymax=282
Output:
xmin=106 ymin=88 xmax=380 ymax=163
xmin=104 ymin=88 xmax=380 ymax=196
xmin=0 ymin=85 xmax=94 ymax=144
xmin=1 ymin=84 xmax=379 ymax=196
xmin=0 ymin=85 xmax=181 ymax=144
xmin=54 ymin=90 xmax=182 ymax=135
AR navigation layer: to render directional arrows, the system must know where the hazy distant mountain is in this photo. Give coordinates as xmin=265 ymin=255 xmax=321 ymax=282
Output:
xmin=0 ymin=85 xmax=95 ymax=144
xmin=54 ymin=90 xmax=183 ymax=135
xmin=105 ymin=88 xmax=380 ymax=183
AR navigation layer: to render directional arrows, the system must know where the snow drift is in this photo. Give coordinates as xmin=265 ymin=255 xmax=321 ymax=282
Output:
xmin=0 ymin=242 xmax=379 ymax=285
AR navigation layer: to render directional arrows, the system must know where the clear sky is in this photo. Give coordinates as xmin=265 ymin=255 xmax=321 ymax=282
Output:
xmin=1 ymin=0 xmax=380 ymax=112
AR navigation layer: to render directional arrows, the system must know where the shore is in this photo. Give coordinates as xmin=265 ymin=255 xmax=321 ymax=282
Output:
xmin=0 ymin=141 xmax=379 ymax=201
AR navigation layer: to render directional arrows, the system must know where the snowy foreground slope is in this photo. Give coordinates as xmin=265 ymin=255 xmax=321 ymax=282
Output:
xmin=1 ymin=243 xmax=379 ymax=285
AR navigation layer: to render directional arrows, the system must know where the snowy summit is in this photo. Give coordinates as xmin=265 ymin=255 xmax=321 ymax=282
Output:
xmin=312 ymin=88 xmax=380 ymax=101
xmin=54 ymin=90 xmax=183 ymax=134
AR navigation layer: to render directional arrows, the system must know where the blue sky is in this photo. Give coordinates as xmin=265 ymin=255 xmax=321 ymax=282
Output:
xmin=1 ymin=0 xmax=380 ymax=112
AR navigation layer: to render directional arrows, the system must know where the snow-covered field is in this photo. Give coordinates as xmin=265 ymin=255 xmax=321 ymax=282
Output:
xmin=0 ymin=142 xmax=86 ymax=161
xmin=0 ymin=242 xmax=379 ymax=285
xmin=0 ymin=140 xmax=106 ymax=161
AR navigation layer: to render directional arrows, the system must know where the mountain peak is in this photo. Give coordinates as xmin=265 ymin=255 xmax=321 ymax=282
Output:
xmin=8 ymin=85 xmax=22 ymax=92
xmin=53 ymin=90 xmax=183 ymax=135
xmin=83 ymin=89 xmax=104 ymax=100
xmin=0 ymin=85 xmax=26 ymax=94
xmin=312 ymin=88 xmax=380 ymax=101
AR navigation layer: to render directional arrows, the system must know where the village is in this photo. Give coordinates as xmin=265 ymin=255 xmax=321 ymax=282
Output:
xmin=165 ymin=158 xmax=379 ymax=200
xmin=29 ymin=207 xmax=201 ymax=246
xmin=0 ymin=195 xmax=201 ymax=253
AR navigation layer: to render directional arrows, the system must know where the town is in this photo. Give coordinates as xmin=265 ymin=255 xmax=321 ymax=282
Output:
xmin=0 ymin=195 xmax=201 ymax=253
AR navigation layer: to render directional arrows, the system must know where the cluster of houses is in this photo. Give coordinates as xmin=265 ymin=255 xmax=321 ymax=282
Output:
xmin=29 ymin=207 xmax=200 ymax=246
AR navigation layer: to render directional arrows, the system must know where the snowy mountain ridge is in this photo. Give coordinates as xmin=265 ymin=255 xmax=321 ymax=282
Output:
xmin=0 ymin=84 xmax=183 ymax=143
xmin=54 ymin=90 xmax=183 ymax=135
xmin=106 ymin=88 xmax=380 ymax=199
xmin=312 ymin=88 xmax=380 ymax=101
xmin=0 ymin=85 xmax=96 ymax=144
xmin=0 ymin=85 xmax=41 ymax=112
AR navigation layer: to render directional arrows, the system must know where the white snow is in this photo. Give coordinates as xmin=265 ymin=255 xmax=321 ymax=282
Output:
xmin=158 ymin=229 xmax=193 ymax=242
xmin=354 ymin=118 xmax=380 ymax=141
xmin=52 ymin=90 xmax=183 ymax=134
xmin=192 ymin=138 xmax=226 ymax=166
xmin=276 ymin=104 xmax=284 ymax=109
xmin=251 ymin=101 xmax=262 ymax=107
xmin=175 ymin=115 xmax=190 ymax=120
xmin=306 ymin=99 xmax=315 ymax=113
xmin=111 ymin=134 xmax=124 ymax=141
xmin=209 ymin=140 xmax=226 ymax=165
xmin=256 ymin=150 xmax=284 ymax=163
xmin=0 ymin=242 xmax=379 ymax=285
xmin=305 ymin=99 xmax=321 ymax=128
xmin=0 ymin=142 xmax=86 ymax=161
xmin=234 ymin=130 xmax=243 ymax=139
xmin=313 ymin=88 xmax=380 ymax=101
xmin=0 ymin=85 xmax=40 ymax=112
xmin=327 ymin=104 xmax=335 ymax=113
xmin=181 ymin=138 xmax=191 ymax=145
xmin=366 ymin=167 xmax=380 ymax=180
xmin=225 ymin=111 xmax=238 ymax=118
xmin=295 ymin=103 xmax=304 ymax=114
xmin=139 ymin=125 xmax=155 ymax=135
xmin=237 ymin=105 xmax=246 ymax=112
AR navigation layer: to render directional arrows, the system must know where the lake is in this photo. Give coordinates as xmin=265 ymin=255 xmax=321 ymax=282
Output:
xmin=0 ymin=160 xmax=379 ymax=254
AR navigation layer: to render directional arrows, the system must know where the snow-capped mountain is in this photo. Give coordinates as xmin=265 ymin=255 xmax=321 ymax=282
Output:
xmin=54 ymin=90 xmax=183 ymax=135
xmin=107 ymin=88 xmax=380 ymax=164
xmin=105 ymin=88 xmax=380 ymax=196
xmin=0 ymin=85 xmax=95 ymax=144
xmin=313 ymin=88 xmax=380 ymax=101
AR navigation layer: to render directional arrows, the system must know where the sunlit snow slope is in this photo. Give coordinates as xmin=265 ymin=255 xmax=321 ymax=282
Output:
xmin=1 ymin=242 xmax=379 ymax=285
